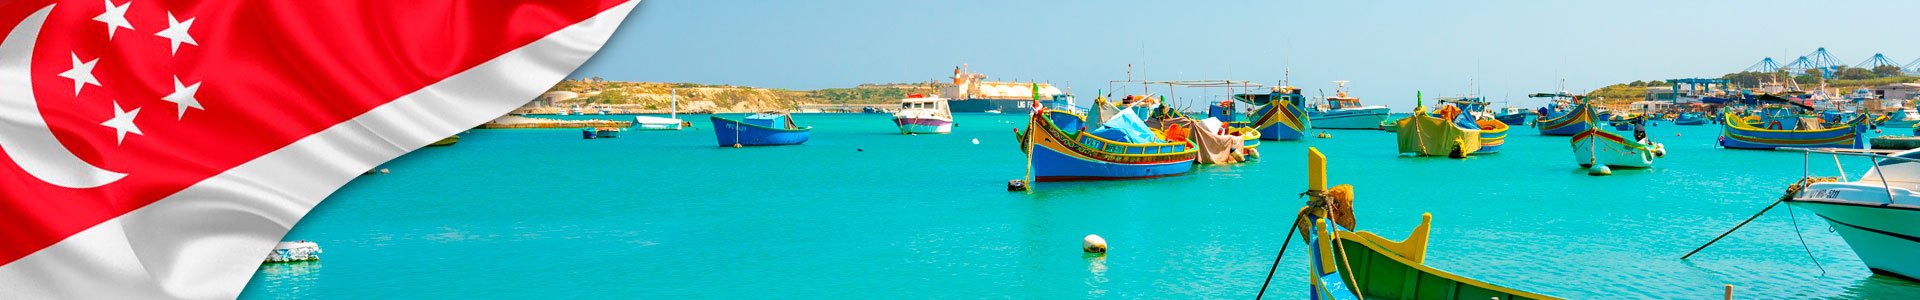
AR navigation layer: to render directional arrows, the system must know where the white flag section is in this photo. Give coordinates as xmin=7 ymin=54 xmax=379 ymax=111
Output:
xmin=0 ymin=1 xmax=638 ymax=299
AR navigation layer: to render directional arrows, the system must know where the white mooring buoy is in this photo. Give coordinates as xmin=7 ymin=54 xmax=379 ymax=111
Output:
xmin=972 ymin=138 xmax=980 ymax=144
xmin=1588 ymin=164 xmax=1612 ymax=176
xmin=1083 ymin=234 xmax=1107 ymax=253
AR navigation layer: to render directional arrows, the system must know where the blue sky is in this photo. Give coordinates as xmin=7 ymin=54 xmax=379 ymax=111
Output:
xmin=574 ymin=0 xmax=1920 ymax=110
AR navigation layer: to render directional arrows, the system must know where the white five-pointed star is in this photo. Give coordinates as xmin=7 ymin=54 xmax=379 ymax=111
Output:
xmin=56 ymin=53 xmax=100 ymax=96
xmin=154 ymin=12 xmax=196 ymax=55
xmin=161 ymin=77 xmax=202 ymax=119
xmin=91 ymin=0 xmax=135 ymax=40
xmin=101 ymin=101 xmax=143 ymax=145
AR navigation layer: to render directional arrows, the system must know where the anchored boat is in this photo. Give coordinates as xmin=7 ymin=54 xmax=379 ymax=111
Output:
xmin=1780 ymin=148 xmax=1920 ymax=282
xmin=711 ymin=112 xmax=811 ymax=146
xmin=1311 ymin=81 xmax=1390 ymax=130
xmin=633 ymin=89 xmax=686 ymax=130
xmin=1572 ymin=128 xmax=1663 ymax=168
xmin=1718 ymin=111 xmax=1865 ymax=150
xmin=1495 ymin=106 xmax=1531 ymax=125
xmin=1529 ymin=92 xmax=1592 ymax=136
xmin=1016 ymin=100 xmax=1197 ymax=181
xmin=892 ymin=94 xmax=954 ymax=134
xmin=1395 ymin=95 xmax=1482 ymax=158
xmin=1232 ymin=85 xmax=1311 ymax=140
xmin=1475 ymin=120 xmax=1508 ymax=154
xmin=1673 ymin=113 xmax=1706 ymax=125
xmin=1292 ymin=148 xmax=1560 ymax=300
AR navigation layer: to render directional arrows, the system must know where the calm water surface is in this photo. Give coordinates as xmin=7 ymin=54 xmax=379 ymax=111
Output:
xmin=242 ymin=113 xmax=1920 ymax=299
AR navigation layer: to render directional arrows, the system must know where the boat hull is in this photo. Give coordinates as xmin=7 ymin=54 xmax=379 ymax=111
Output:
xmin=1019 ymin=112 xmax=1196 ymax=181
xmin=1395 ymin=114 xmax=1481 ymax=157
xmin=949 ymin=98 xmax=1036 ymax=113
xmin=1535 ymin=104 xmax=1591 ymax=136
xmin=1718 ymin=113 xmax=1863 ymax=150
xmin=633 ymin=116 xmax=684 ymax=130
xmin=1312 ymin=108 xmax=1391 ymax=130
xmin=1571 ymin=128 xmax=1657 ymax=168
xmin=1249 ymin=102 xmax=1309 ymax=140
xmin=1305 ymin=214 xmax=1557 ymax=300
xmin=1787 ymin=198 xmax=1920 ymax=282
xmin=711 ymin=117 xmax=810 ymax=146
xmin=1474 ymin=120 xmax=1507 ymax=154
xmin=893 ymin=117 xmax=953 ymax=134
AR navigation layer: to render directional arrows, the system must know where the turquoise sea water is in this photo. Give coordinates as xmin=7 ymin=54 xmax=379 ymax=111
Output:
xmin=242 ymin=113 xmax=1920 ymax=299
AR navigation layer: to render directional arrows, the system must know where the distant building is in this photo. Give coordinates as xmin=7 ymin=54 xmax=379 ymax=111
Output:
xmin=1630 ymin=101 xmax=1669 ymax=113
xmin=522 ymin=91 xmax=579 ymax=109
xmin=1644 ymin=87 xmax=1676 ymax=102
xmin=1872 ymin=83 xmax=1920 ymax=101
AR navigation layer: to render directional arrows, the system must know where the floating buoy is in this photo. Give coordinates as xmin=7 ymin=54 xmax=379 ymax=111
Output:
xmin=378 ymin=168 xmax=390 ymax=174
xmin=972 ymin=138 xmax=980 ymax=144
xmin=1083 ymin=234 xmax=1107 ymax=253
xmin=732 ymin=144 xmax=743 ymax=148
xmin=857 ymin=148 xmax=865 ymax=152
xmin=1588 ymin=164 xmax=1612 ymax=176
xmin=1317 ymin=132 xmax=1331 ymax=138
xmin=1875 ymin=129 xmax=1883 ymax=133
xmin=1006 ymin=179 xmax=1028 ymax=191
xmin=1676 ymin=133 xmax=1682 ymax=137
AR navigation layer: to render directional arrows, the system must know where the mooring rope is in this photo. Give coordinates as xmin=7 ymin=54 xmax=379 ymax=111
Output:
xmin=1253 ymin=212 xmax=1304 ymax=300
xmin=1785 ymin=204 xmax=1827 ymax=275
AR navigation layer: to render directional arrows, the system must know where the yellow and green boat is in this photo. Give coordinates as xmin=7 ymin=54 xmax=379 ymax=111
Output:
xmin=1297 ymin=147 xmax=1560 ymax=300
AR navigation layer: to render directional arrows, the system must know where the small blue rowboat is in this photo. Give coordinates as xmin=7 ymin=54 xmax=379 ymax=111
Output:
xmin=1718 ymin=112 xmax=1865 ymax=150
xmin=1494 ymin=113 xmax=1528 ymax=125
xmin=711 ymin=113 xmax=811 ymax=146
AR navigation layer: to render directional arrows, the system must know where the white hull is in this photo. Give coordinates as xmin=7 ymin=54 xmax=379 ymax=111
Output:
xmin=633 ymin=116 xmax=683 ymax=130
xmin=1788 ymin=195 xmax=1920 ymax=281
xmin=1572 ymin=132 xmax=1659 ymax=168
xmin=1311 ymin=108 xmax=1391 ymax=129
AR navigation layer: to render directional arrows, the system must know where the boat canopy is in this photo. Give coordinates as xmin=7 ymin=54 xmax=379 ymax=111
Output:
xmin=1863 ymin=149 xmax=1920 ymax=191
xmin=1088 ymin=109 xmax=1165 ymax=144
xmin=745 ymin=112 xmax=800 ymax=129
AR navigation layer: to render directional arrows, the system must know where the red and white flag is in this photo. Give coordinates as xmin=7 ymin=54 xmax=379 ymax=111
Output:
xmin=0 ymin=0 xmax=636 ymax=298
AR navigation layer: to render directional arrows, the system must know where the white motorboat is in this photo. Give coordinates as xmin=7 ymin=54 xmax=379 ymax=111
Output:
xmin=1786 ymin=148 xmax=1920 ymax=282
xmin=634 ymin=89 xmax=685 ymax=130
xmin=1310 ymin=81 xmax=1390 ymax=129
xmin=892 ymin=94 xmax=953 ymax=134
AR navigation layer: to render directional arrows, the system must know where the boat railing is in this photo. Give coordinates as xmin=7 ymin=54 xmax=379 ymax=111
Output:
xmin=1779 ymin=147 xmax=1917 ymax=204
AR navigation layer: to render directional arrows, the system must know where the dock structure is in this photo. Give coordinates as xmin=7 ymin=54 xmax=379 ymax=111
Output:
xmin=480 ymin=116 xmax=631 ymax=129
xmin=1871 ymin=136 xmax=1920 ymax=150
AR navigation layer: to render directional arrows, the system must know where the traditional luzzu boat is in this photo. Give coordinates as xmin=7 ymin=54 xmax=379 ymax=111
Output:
xmin=892 ymin=94 xmax=954 ymax=134
xmin=1310 ymin=81 xmax=1391 ymax=130
xmin=1718 ymin=111 xmax=1865 ymax=150
xmin=1572 ymin=127 xmax=1663 ymax=168
xmin=1781 ymin=148 xmax=1920 ymax=283
xmin=1494 ymin=106 xmax=1531 ymax=125
xmin=711 ymin=112 xmax=811 ymax=146
xmin=1230 ymin=85 xmax=1310 ymax=140
xmin=1016 ymin=98 xmax=1198 ymax=181
xmin=1529 ymin=92 xmax=1591 ymax=136
xmin=1291 ymin=148 xmax=1560 ymax=300
xmin=1395 ymin=95 xmax=1482 ymax=158
xmin=1673 ymin=113 xmax=1706 ymax=125
xmin=1474 ymin=120 xmax=1507 ymax=154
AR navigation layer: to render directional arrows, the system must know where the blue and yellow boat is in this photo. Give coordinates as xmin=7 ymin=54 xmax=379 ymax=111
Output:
xmin=1232 ymin=86 xmax=1310 ymax=141
xmin=1529 ymin=93 xmax=1592 ymax=136
xmin=1718 ymin=111 xmax=1865 ymax=150
xmin=710 ymin=112 xmax=811 ymax=146
xmin=1017 ymin=106 xmax=1197 ymax=181
xmin=1474 ymin=120 xmax=1507 ymax=154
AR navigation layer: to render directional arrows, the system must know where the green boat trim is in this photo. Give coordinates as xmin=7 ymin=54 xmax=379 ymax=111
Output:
xmin=1307 ymin=214 xmax=1561 ymax=300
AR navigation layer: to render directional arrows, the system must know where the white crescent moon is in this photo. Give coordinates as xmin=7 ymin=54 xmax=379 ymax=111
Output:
xmin=0 ymin=5 xmax=127 ymax=189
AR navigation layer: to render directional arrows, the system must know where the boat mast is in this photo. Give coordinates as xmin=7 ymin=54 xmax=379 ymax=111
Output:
xmin=670 ymin=88 xmax=678 ymax=120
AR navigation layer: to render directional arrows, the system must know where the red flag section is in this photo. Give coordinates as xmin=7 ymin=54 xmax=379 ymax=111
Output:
xmin=0 ymin=0 xmax=628 ymax=268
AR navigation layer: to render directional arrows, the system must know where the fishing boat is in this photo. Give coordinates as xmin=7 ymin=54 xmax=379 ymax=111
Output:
xmin=1016 ymin=98 xmax=1197 ymax=181
xmin=1232 ymin=85 xmax=1310 ymax=140
xmin=1572 ymin=128 xmax=1663 ymax=168
xmin=1310 ymin=81 xmax=1391 ymax=130
xmin=579 ymin=128 xmax=597 ymax=139
xmin=1379 ymin=119 xmax=1397 ymax=132
xmin=1883 ymin=108 xmax=1920 ymax=128
xmin=1494 ymin=107 xmax=1531 ymax=125
xmin=1529 ymin=92 xmax=1592 ymax=136
xmin=711 ymin=112 xmax=811 ymax=146
xmin=633 ymin=89 xmax=686 ymax=130
xmin=892 ymin=94 xmax=954 ymax=134
xmin=1673 ymin=113 xmax=1707 ymax=125
xmin=1291 ymin=148 xmax=1560 ymax=300
xmin=1395 ymin=94 xmax=1482 ymax=158
xmin=594 ymin=127 xmax=621 ymax=138
xmin=1719 ymin=111 xmax=1865 ymax=150
xmin=1474 ymin=120 xmax=1507 ymax=154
